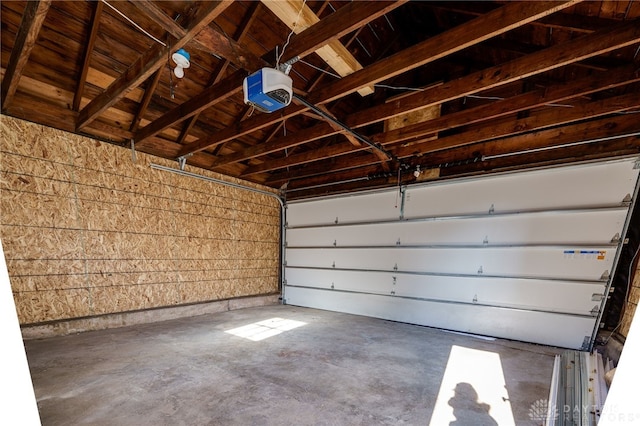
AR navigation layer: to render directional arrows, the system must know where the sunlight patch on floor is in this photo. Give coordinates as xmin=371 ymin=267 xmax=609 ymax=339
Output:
xmin=225 ymin=317 xmax=307 ymax=342
xmin=429 ymin=345 xmax=515 ymax=426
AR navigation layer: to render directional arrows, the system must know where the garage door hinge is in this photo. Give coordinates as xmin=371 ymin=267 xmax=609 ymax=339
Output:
xmin=590 ymin=305 xmax=600 ymax=316
xmin=393 ymin=263 xmax=398 ymax=271
xmin=483 ymin=236 xmax=489 ymax=245
xmin=488 ymin=204 xmax=495 ymax=214
xmin=591 ymin=293 xmax=604 ymax=302
xmin=477 ymin=266 xmax=483 ymax=274
xmin=610 ymin=233 xmax=621 ymax=244
xmin=331 ymin=282 xmax=334 ymax=289
xmin=332 ymin=261 xmax=335 ymax=268
xmin=633 ymin=159 xmax=640 ymax=169
xmin=600 ymin=270 xmax=609 ymax=280
xmin=621 ymin=193 xmax=632 ymax=205
xmin=333 ymin=239 xmax=337 ymax=247
xmin=396 ymin=238 xmax=401 ymax=246
xmin=335 ymin=216 xmax=339 ymax=224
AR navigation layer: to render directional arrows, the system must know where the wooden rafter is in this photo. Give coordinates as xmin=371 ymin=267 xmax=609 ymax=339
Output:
xmin=177 ymin=2 xmax=261 ymax=146
xmin=264 ymin=96 xmax=640 ymax=185
xmin=129 ymin=69 xmax=163 ymax=133
xmin=261 ymin=0 xmax=376 ymax=96
xmin=73 ymin=1 xmax=103 ymax=112
xmin=136 ymin=1 xmax=402 ymax=146
xmin=76 ymin=0 xmax=233 ymax=130
xmin=137 ymin=0 xmax=406 ymax=148
xmin=210 ymin=24 xmax=640 ymax=173
xmin=177 ymin=0 xmax=580 ymax=158
xmin=1 ymin=0 xmax=51 ymax=111
xmin=309 ymin=0 xmax=581 ymax=104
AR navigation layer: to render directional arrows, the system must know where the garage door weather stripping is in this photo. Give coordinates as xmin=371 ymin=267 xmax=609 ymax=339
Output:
xmin=283 ymin=158 xmax=640 ymax=349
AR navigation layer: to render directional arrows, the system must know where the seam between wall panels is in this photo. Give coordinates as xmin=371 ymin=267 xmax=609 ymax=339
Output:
xmin=65 ymin=132 xmax=93 ymax=316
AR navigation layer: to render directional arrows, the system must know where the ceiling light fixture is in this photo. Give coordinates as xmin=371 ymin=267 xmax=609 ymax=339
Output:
xmin=171 ymin=48 xmax=190 ymax=78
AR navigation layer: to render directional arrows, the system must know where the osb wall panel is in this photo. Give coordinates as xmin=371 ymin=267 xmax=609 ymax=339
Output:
xmin=619 ymin=262 xmax=639 ymax=338
xmin=1 ymin=116 xmax=280 ymax=325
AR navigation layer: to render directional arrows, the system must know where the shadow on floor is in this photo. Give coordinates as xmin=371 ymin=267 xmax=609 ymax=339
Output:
xmin=448 ymin=382 xmax=498 ymax=426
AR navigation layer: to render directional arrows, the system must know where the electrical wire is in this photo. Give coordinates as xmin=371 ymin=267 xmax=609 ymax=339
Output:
xmin=100 ymin=0 xmax=167 ymax=47
xmin=601 ymin=242 xmax=640 ymax=345
xmin=299 ymin=59 xmax=341 ymax=79
xmin=276 ymin=0 xmax=308 ymax=68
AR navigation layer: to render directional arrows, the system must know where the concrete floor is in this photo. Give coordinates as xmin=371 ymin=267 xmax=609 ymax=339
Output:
xmin=25 ymin=305 xmax=561 ymax=425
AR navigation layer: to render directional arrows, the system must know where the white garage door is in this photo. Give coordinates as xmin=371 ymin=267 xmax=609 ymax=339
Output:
xmin=283 ymin=158 xmax=640 ymax=349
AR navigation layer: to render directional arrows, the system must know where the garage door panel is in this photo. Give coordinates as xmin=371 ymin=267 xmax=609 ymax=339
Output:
xmin=286 ymin=191 xmax=400 ymax=227
xmin=404 ymin=159 xmax=637 ymax=218
xmin=394 ymin=275 xmax=602 ymax=315
xmin=285 ymin=268 xmax=392 ymax=294
xmin=286 ymin=247 xmax=614 ymax=281
xmin=287 ymin=209 xmax=626 ymax=247
xmin=284 ymin=286 xmax=595 ymax=349
xmin=284 ymin=158 xmax=639 ymax=349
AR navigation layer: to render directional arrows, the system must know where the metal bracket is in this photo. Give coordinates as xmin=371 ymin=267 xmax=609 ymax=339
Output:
xmin=600 ymin=270 xmax=609 ymax=280
xmin=332 ymin=261 xmax=335 ymax=268
xmin=483 ymin=236 xmax=489 ymax=245
xmin=633 ymin=158 xmax=640 ymax=169
xmin=335 ymin=216 xmax=339 ymax=224
xmin=488 ymin=204 xmax=495 ymax=214
xmin=473 ymin=294 xmax=478 ymax=303
xmin=590 ymin=305 xmax=600 ymax=316
xmin=177 ymin=155 xmax=188 ymax=171
xmin=390 ymin=290 xmax=396 ymax=295
xmin=399 ymin=186 xmax=407 ymax=220
xmin=580 ymin=336 xmax=591 ymax=351
xmin=622 ymin=193 xmax=632 ymax=204
xmin=396 ymin=238 xmax=401 ymax=246
xmin=591 ymin=293 xmax=604 ymax=302
xmin=392 ymin=276 xmax=397 ymax=285
xmin=130 ymin=139 xmax=137 ymax=163
xmin=331 ymin=282 xmax=334 ymax=289
xmin=610 ymin=233 xmax=621 ymax=244
xmin=477 ymin=266 xmax=483 ymax=274
xmin=333 ymin=239 xmax=337 ymax=247
xmin=393 ymin=263 xmax=398 ymax=271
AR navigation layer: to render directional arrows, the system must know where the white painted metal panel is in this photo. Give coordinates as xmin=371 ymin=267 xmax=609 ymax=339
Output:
xmin=286 ymin=268 xmax=602 ymax=315
xmin=284 ymin=158 xmax=639 ymax=348
xmin=286 ymin=209 xmax=627 ymax=247
xmin=403 ymin=159 xmax=638 ymax=218
xmin=286 ymin=190 xmax=400 ymax=227
xmin=286 ymin=246 xmax=614 ymax=281
xmin=284 ymin=286 xmax=595 ymax=349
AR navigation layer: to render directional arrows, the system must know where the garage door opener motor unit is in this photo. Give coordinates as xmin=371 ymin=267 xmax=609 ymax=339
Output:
xmin=243 ymin=68 xmax=293 ymax=113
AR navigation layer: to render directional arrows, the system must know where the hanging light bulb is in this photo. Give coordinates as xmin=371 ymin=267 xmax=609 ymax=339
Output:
xmin=171 ymin=48 xmax=190 ymax=78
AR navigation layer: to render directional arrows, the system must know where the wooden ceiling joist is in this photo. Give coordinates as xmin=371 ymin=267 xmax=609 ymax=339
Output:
xmin=177 ymin=0 xmax=580 ymax=158
xmin=72 ymin=0 xmax=103 ymax=112
xmin=211 ymin=24 xmax=640 ymax=173
xmin=264 ymin=96 xmax=640 ymax=187
xmin=308 ymin=0 xmax=581 ymax=104
xmin=1 ymin=0 xmax=51 ymax=111
xmin=135 ymin=0 xmax=405 ymax=146
xmin=76 ymin=0 xmax=233 ymax=130
xmin=261 ymin=0 xmax=375 ymax=96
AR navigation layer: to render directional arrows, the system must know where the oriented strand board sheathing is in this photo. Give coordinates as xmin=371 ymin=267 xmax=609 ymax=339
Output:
xmin=1 ymin=116 xmax=280 ymax=325
xmin=620 ymin=264 xmax=640 ymax=337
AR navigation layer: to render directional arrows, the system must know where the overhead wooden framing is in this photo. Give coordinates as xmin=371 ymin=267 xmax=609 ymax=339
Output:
xmin=2 ymin=0 xmax=639 ymax=200
xmin=1 ymin=0 xmax=51 ymax=111
xmin=76 ymin=0 xmax=233 ymax=130
xmin=176 ymin=0 xmax=581 ymax=158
